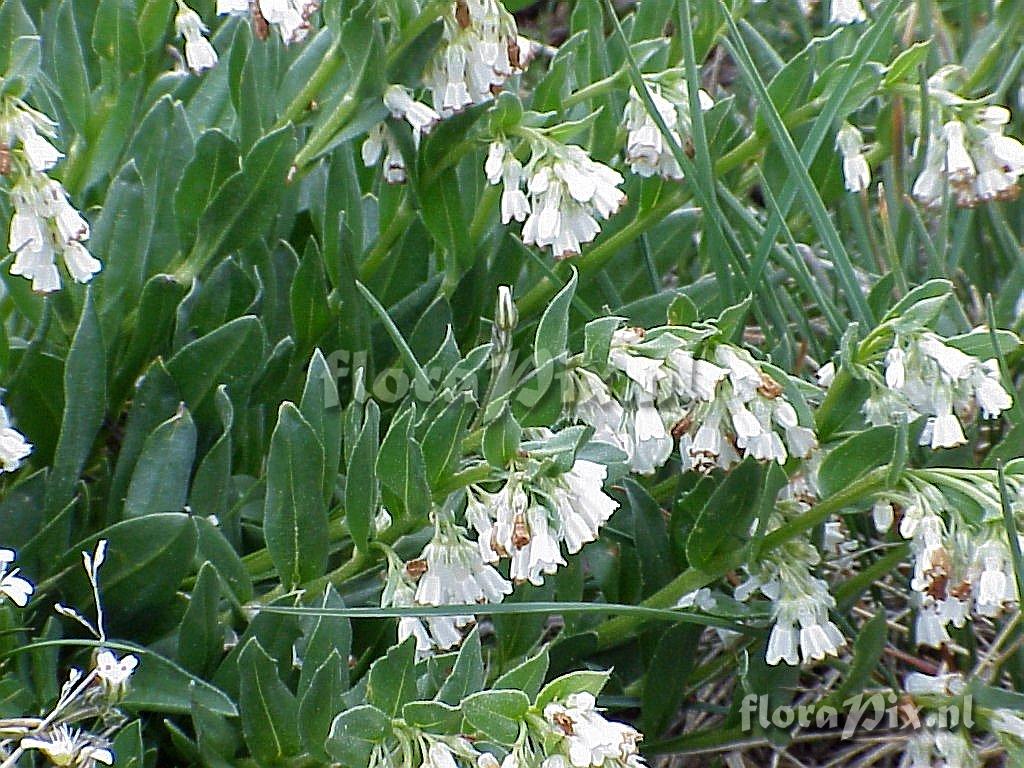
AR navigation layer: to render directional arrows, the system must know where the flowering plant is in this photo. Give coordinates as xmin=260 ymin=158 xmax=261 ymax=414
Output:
xmin=1 ymin=0 xmax=1024 ymax=766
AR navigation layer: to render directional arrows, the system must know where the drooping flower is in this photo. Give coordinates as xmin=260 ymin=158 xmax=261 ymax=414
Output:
xmin=836 ymin=123 xmax=870 ymax=192
xmin=380 ymin=554 xmax=465 ymax=659
xmin=414 ymin=520 xmax=513 ymax=608
xmin=383 ymin=85 xmax=440 ymax=148
xmin=175 ymin=1 xmax=218 ymax=73
xmin=623 ymin=76 xmax=713 ymax=180
xmin=216 ymin=0 xmax=319 ymax=44
xmin=484 ymin=141 xmax=530 ymax=224
xmin=541 ymin=692 xmax=646 ymax=768
xmin=362 ymin=123 xmax=407 ymax=184
xmin=424 ymin=0 xmax=522 ymax=117
xmin=912 ymin=85 xmax=1024 ymax=208
xmin=0 ymin=400 xmax=31 ymax=473
xmin=521 ymin=143 xmax=626 ymax=259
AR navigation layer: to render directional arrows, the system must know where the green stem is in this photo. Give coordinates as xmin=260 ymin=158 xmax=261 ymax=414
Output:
xmin=592 ymin=467 xmax=889 ymax=650
xmin=294 ymin=92 xmax=360 ymax=169
xmin=275 ymin=41 xmax=343 ymax=130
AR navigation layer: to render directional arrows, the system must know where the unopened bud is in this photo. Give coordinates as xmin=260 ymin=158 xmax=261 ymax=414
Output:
xmin=496 ymin=285 xmax=517 ymax=333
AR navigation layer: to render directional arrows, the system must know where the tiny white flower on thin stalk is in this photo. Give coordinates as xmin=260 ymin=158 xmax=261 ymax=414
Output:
xmin=217 ymin=0 xmax=319 ymax=44
xmin=542 ymin=692 xmax=645 ymax=768
xmin=95 ymin=650 xmax=139 ymax=700
xmin=175 ymin=1 xmax=218 ymax=73
xmin=0 ymin=548 xmax=33 ymax=607
xmin=362 ymin=123 xmax=407 ymax=184
xmin=380 ymin=555 xmax=464 ymax=659
xmin=21 ymin=725 xmax=114 ymax=768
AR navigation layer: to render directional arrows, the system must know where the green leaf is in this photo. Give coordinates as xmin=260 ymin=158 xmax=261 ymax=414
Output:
xmin=436 ymin=628 xmax=484 ymax=705
xmin=91 ymin=0 xmax=143 ymax=73
xmin=492 ymin=646 xmax=549 ymax=699
xmin=817 ymin=425 xmax=896 ymax=500
xmin=175 ymin=130 xmax=240 ymax=251
xmin=297 ymin=585 xmax=352 ymax=698
xmin=124 ymin=404 xmax=197 ymax=517
xmin=376 ymin=405 xmax=431 ymax=521
xmin=625 ymin=478 xmax=674 ymax=595
xmin=46 ymin=290 xmax=107 ymax=516
xmin=62 ymin=513 xmax=197 ymax=639
xmin=366 ymin=638 xmax=417 ymax=716
xmin=291 ymin=243 xmax=332 ymax=352
xmin=535 ymin=670 xmax=610 ymax=710
xmin=263 ymin=402 xmax=329 ymax=588
xmin=191 ymin=126 xmax=298 ymax=274
xmin=238 ymin=639 xmax=302 ymax=765
xmin=686 ymin=458 xmax=764 ymax=573
xmin=642 ymin=623 xmax=701 ymax=737
xmin=882 ymin=40 xmax=932 ymax=88
xmin=826 ymin=610 xmax=887 ymax=706
xmin=462 ymin=689 xmax=530 ymax=745
xmin=482 ymin=404 xmax=522 ymax=469
xmin=300 ymin=349 xmax=343 ymax=502
xmin=326 ymin=705 xmax=392 ymax=766
xmin=582 ymin=315 xmax=623 ymax=368
xmin=165 ymin=315 xmax=267 ymax=416
xmin=122 ymin=647 xmax=237 ymax=716
xmin=346 ymin=400 xmax=380 ymax=551
xmin=534 ymin=268 xmax=578 ymax=368
xmin=111 ymin=721 xmax=145 ymax=768
xmin=298 ymin=651 xmax=348 ymax=760
xmin=422 ymin=391 xmax=475 ymax=488
xmin=418 ymin=167 xmax=473 ymax=275
xmin=402 ymin=700 xmax=463 ymax=733
xmin=177 ymin=562 xmax=223 ymax=677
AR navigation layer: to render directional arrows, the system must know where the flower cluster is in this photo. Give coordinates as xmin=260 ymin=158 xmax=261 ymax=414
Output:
xmin=216 ymin=0 xmax=320 ymax=45
xmin=465 ymin=452 xmax=619 ymax=586
xmin=175 ymin=1 xmax=218 ymax=73
xmin=568 ymin=326 xmax=817 ymax=475
xmin=912 ymin=70 xmax=1024 ymax=208
xmin=0 ymin=542 xmax=140 ymax=768
xmin=516 ymin=139 xmax=627 ymax=259
xmin=873 ymin=470 xmax=1022 ymax=649
xmin=624 ymin=74 xmax=713 ymax=180
xmin=424 ymin=0 xmax=523 ymax=117
xmin=2 ymin=95 xmax=100 ymax=292
xmin=865 ymin=330 xmax=1013 ymax=449
xmin=362 ymin=86 xmax=442 ymax=183
xmin=736 ymin=502 xmax=847 ymax=666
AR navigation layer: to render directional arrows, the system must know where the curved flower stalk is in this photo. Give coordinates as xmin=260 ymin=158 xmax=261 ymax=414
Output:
xmin=624 ymin=73 xmax=713 ymax=180
xmin=566 ymin=324 xmax=818 ymax=475
xmin=216 ymin=0 xmax=320 ymax=44
xmin=175 ymin=1 xmax=218 ymax=73
xmin=424 ymin=0 xmax=522 ymax=117
xmin=1 ymin=94 xmax=100 ymax=292
xmin=872 ymin=468 xmax=1023 ymax=649
xmin=912 ymin=67 xmax=1024 ymax=208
